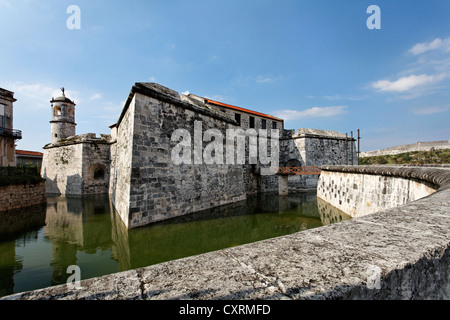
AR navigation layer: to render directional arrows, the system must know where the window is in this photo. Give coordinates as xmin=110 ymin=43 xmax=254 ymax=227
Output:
xmin=0 ymin=104 xmax=5 ymax=128
xmin=249 ymin=116 xmax=255 ymax=128
xmin=261 ymin=119 xmax=266 ymax=129
xmin=272 ymin=122 xmax=277 ymax=129
xmin=235 ymin=113 xmax=241 ymax=126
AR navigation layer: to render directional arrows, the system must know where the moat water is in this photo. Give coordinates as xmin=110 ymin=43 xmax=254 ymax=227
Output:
xmin=0 ymin=191 xmax=350 ymax=298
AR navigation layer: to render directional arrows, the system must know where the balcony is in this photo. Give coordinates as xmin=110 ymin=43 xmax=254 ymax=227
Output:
xmin=0 ymin=127 xmax=22 ymax=140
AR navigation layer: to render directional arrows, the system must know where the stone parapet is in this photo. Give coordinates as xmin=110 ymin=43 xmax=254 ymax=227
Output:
xmin=320 ymin=165 xmax=450 ymax=191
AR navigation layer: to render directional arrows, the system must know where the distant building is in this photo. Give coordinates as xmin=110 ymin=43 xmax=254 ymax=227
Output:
xmin=15 ymin=150 xmax=43 ymax=168
xmin=360 ymin=140 xmax=450 ymax=158
xmin=0 ymin=88 xmax=22 ymax=167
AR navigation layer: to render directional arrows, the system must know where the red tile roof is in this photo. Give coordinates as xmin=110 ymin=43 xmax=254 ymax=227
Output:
xmin=15 ymin=150 xmax=43 ymax=157
xmin=204 ymin=99 xmax=283 ymax=122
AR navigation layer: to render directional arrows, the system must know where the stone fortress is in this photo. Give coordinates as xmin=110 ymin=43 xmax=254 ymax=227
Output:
xmin=360 ymin=140 xmax=450 ymax=158
xmin=41 ymin=82 xmax=357 ymax=229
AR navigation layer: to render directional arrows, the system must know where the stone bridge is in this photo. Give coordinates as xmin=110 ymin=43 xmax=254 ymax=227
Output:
xmin=3 ymin=165 xmax=449 ymax=300
xmin=277 ymin=166 xmax=321 ymax=176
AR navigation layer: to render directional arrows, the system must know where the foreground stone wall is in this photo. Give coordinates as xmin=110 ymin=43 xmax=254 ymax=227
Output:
xmin=0 ymin=181 xmax=46 ymax=212
xmin=5 ymin=165 xmax=449 ymax=300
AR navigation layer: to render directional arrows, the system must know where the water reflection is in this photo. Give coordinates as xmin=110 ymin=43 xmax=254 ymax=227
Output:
xmin=0 ymin=204 xmax=46 ymax=297
xmin=0 ymin=191 xmax=350 ymax=297
xmin=317 ymin=197 xmax=352 ymax=225
xmin=44 ymin=196 xmax=115 ymax=285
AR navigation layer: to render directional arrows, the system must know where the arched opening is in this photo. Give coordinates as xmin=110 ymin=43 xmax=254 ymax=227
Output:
xmin=55 ymin=106 xmax=62 ymax=116
xmin=94 ymin=166 xmax=105 ymax=180
xmin=285 ymin=159 xmax=302 ymax=168
xmin=88 ymin=163 xmax=107 ymax=181
xmin=85 ymin=163 xmax=108 ymax=194
xmin=284 ymin=158 xmax=303 ymax=191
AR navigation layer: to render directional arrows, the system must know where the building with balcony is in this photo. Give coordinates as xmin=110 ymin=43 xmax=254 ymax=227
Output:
xmin=0 ymin=88 xmax=22 ymax=167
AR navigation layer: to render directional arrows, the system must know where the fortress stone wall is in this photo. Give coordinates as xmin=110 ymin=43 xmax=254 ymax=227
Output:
xmin=360 ymin=140 xmax=450 ymax=158
xmin=281 ymin=128 xmax=357 ymax=190
xmin=109 ymin=84 xmax=248 ymax=229
xmin=41 ymin=82 xmax=356 ymax=229
xmin=42 ymin=134 xmax=112 ymax=195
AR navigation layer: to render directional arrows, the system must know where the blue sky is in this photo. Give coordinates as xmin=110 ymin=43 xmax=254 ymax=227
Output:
xmin=1 ymin=0 xmax=449 ymax=152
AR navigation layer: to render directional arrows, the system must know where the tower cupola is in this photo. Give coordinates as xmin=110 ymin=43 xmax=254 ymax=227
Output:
xmin=50 ymin=88 xmax=76 ymax=144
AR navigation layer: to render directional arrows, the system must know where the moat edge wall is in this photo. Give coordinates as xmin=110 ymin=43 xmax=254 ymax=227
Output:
xmin=3 ymin=165 xmax=450 ymax=300
xmin=317 ymin=165 xmax=440 ymax=218
xmin=0 ymin=181 xmax=46 ymax=212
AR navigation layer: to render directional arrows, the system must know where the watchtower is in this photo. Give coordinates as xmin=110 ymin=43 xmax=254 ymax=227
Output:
xmin=50 ymin=88 xmax=76 ymax=144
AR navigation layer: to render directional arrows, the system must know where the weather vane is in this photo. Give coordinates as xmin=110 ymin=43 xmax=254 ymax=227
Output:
xmin=61 ymin=87 xmax=65 ymax=96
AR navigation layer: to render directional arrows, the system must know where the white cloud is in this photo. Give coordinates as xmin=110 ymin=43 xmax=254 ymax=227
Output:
xmin=323 ymin=94 xmax=367 ymax=101
xmin=274 ymin=106 xmax=348 ymax=120
xmin=408 ymin=37 xmax=450 ymax=55
xmin=102 ymin=100 xmax=125 ymax=113
xmin=411 ymin=106 xmax=449 ymax=115
xmin=203 ymin=94 xmax=228 ymax=102
xmin=89 ymin=93 xmax=102 ymax=100
xmin=208 ymin=55 xmax=219 ymax=62
xmin=255 ymin=75 xmax=282 ymax=84
xmin=165 ymin=43 xmax=176 ymax=51
xmin=234 ymin=75 xmax=282 ymax=86
xmin=85 ymin=100 xmax=125 ymax=125
xmin=0 ymin=0 xmax=12 ymax=9
xmin=365 ymin=126 xmax=400 ymax=134
xmin=371 ymin=74 xmax=445 ymax=92
xmin=372 ymin=37 xmax=450 ymax=99
xmin=2 ymin=82 xmax=80 ymax=109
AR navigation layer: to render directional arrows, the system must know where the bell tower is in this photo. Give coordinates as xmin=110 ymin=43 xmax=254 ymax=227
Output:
xmin=50 ymin=87 xmax=76 ymax=144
